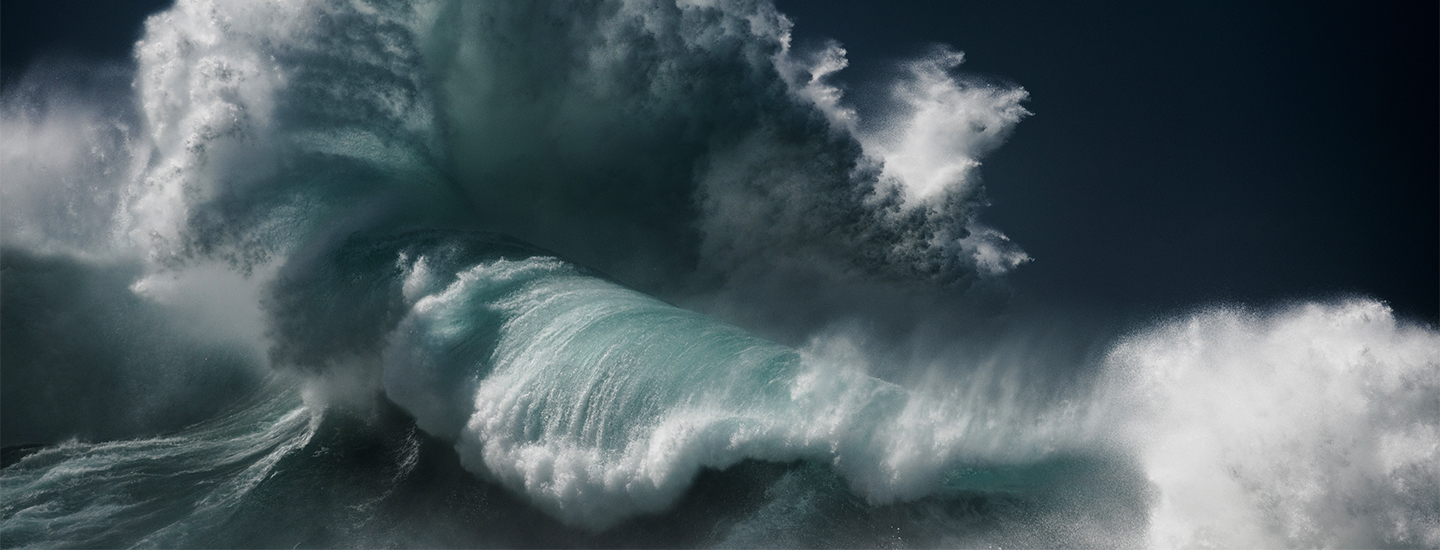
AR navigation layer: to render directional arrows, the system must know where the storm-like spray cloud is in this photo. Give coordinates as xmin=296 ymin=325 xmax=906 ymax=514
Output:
xmin=70 ymin=0 xmax=1026 ymax=292
xmin=428 ymin=0 xmax=1031 ymax=301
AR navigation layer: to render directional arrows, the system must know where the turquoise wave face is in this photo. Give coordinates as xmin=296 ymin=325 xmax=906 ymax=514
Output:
xmin=391 ymin=254 xmax=823 ymax=527
xmin=271 ymin=231 xmax=1094 ymax=529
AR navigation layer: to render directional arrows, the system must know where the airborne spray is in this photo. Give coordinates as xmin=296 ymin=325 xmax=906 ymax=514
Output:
xmin=2 ymin=0 xmax=1436 ymax=548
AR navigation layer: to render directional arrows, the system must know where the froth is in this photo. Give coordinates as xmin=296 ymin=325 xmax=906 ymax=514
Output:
xmin=1105 ymin=300 xmax=1440 ymax=547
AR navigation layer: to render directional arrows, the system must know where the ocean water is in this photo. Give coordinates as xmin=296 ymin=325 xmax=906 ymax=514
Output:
xmin=2 ymin=0 xmax=1436 ymax=548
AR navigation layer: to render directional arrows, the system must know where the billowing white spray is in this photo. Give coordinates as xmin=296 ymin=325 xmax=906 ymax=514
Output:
xmin=1105 ymin=300 xmax=1440 ymax=548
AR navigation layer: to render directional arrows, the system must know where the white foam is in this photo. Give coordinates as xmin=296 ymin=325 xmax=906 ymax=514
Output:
xmin=1104 ymin=300 xmax=1440 ymax=547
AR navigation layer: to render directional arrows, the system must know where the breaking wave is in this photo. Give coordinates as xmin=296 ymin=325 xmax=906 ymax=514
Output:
xmin=2 ymin=0 xmax=1435 ymax=547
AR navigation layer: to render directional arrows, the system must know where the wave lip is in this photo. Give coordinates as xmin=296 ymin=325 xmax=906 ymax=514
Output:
xmin=381 ymin=250 xmax=1088 ymax=529
xmin=386 ymin=254 xmax=820 ymax=527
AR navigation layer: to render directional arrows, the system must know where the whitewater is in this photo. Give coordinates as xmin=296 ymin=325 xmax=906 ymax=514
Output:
xmin=2 ymin=0 xmax=1436 ymax=548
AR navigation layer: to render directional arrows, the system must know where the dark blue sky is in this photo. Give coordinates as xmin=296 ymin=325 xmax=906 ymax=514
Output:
xmin=4 ymin=0 xmax=1436 ymax=323
xmin=778 ymin=0 xmax=1437 ymax=323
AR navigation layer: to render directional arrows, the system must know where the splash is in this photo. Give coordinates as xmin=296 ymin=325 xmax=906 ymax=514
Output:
xmin=1104 ymin=300 xmax=1440 ymax=548
xmin=2 ymin=0 xmax=1436 ymax=547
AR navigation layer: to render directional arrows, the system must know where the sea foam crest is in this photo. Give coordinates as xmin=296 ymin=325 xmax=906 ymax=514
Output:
xmin=380 ymin=254 xmax=1080 ymax=528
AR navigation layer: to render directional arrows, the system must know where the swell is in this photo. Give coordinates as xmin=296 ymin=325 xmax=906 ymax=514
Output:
xmin=0 ymin=389 xmax=314 ymax=548
xmin=0 ymin=0 xmax=1436 ymax=547
xmin=257 ymin=230 xmax=1102 ymax=529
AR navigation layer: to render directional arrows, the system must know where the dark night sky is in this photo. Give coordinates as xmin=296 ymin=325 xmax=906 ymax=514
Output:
xmin=777 ymin=0 xmax=1438 ymax=324
xmin=4 ymin=0 xmax=1437 ymax=323
xmin=1 ymin=0 xmax=173 ymax=83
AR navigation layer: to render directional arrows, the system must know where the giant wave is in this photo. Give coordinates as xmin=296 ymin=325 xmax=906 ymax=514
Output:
xmin=2 ymin=0 xmax=1436 ymax=548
